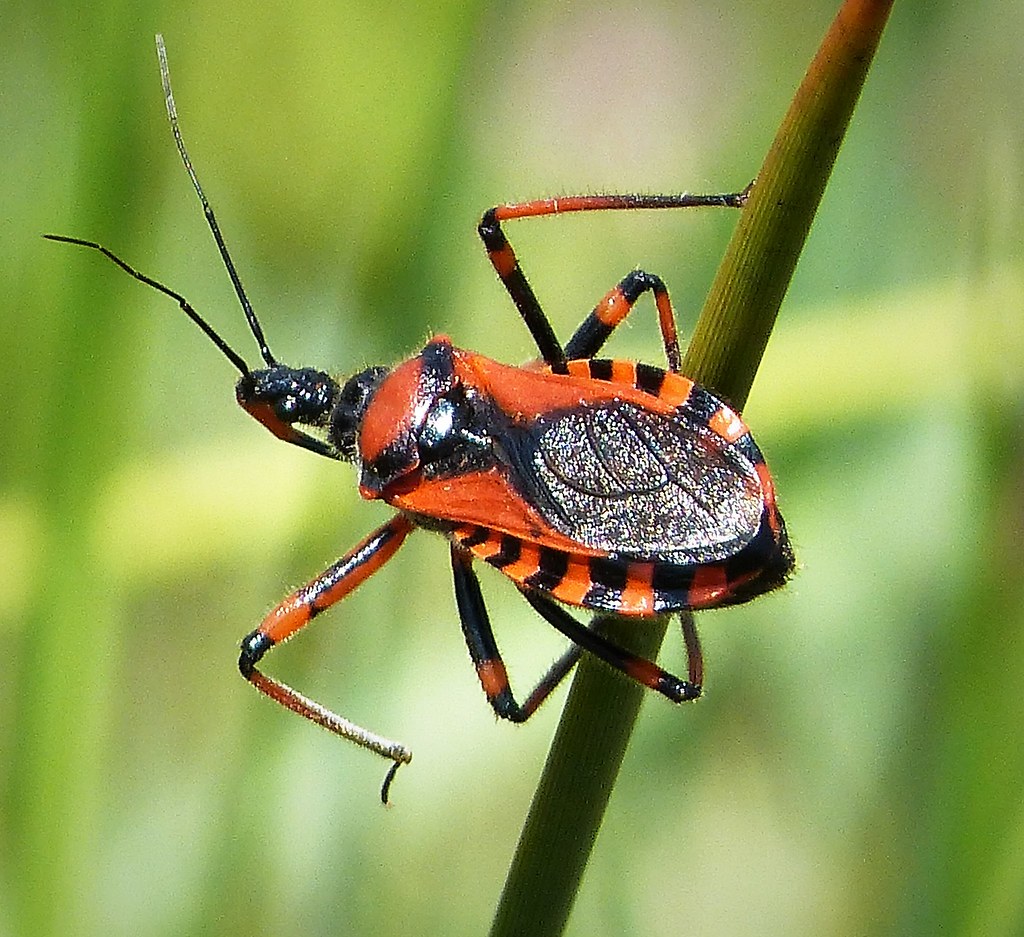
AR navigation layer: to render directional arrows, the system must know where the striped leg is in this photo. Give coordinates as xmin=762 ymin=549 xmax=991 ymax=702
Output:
xmin=451 ymin=546 xmax=584 ymax=721
xmin=477 ymin=190 xmax=747 ymax=371
xmin=565 ymin=268 xmax=680 ymax=371
xmin=239 ymin=515 xmax=415 ymax=802
xmin=521 ymin=591 xmax=703 ymax=704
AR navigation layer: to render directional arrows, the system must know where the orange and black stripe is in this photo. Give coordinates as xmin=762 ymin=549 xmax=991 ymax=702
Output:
xmin=564 ymin=269 xmax=681 ymax=370
xmin=452 ymin=516 xmax=789 ymax=616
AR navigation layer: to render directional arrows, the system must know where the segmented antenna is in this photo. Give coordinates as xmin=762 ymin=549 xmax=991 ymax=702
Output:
xmin=155 ymin=33 xmax=277 ymax=368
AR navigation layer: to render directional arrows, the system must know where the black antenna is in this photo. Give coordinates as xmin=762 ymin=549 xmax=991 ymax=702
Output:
xmin=155 ymin=33 xmax=277 ymax=368
xmin=42 ymin=234 xmax=252 ymax=377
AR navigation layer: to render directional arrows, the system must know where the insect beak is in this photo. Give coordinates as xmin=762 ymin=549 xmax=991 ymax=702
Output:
xmin=236 ymin=367 xmax=340 ymax=459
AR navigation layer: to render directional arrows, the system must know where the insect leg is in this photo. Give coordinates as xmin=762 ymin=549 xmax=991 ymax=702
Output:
xmin=238 ymin=515 xmax=415 ymax=798
xmin=564 ymin=268 xmax=682 ymax=371
xmin=477 ymin=191 xmax=747 ymax=371
xmin=451 ymin=546 xmax=584 ymax=721
xmin=521 ymin=591 xmax=702 ymax=703
xmin=680 ymin=612 xmax=704 ymax=688
xmin=477 ymin=209 xmax=566 ymax=372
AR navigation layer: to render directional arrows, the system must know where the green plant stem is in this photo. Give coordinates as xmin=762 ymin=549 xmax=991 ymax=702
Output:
xmin=489 ymin=3 xmax=895 ymax=936
xmin=686 ymin=0 xmax=898 ymax=406
xmin=489 ymin=614 xmax=669 ymax=937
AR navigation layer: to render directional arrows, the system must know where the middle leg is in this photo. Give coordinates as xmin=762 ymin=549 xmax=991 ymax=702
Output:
xmin=451 ymin=546 xmax=584 ymax=722
xmin=564 ymin=268 xmax=681 ymax=371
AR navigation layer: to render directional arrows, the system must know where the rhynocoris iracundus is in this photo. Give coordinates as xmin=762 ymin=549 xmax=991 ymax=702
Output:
xmin=47 ymin=35 xmax=793 ymax=802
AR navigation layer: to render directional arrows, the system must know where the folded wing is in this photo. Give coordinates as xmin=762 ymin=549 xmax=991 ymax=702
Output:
xmin=521 ymin=399 xmax=765 ymax=565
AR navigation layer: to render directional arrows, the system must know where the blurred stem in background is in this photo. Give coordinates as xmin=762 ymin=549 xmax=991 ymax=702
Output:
xmin=8 ymin=29 xmax=154 ymax=937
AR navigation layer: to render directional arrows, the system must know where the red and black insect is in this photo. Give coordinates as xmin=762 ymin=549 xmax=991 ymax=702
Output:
xmin=47 ymin=35 xmax=793 ymax=801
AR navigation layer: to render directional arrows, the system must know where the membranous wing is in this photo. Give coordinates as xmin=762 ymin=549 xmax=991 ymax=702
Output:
xmin=515 ymin=397 xmax=765 ymax=565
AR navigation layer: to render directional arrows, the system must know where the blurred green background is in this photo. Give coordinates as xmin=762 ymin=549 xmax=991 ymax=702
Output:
xmin=3 ymin=2 xmax=1022 ymax=935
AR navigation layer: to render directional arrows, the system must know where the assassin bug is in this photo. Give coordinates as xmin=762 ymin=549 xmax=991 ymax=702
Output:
xmin=47 ymin=35 xmax=793 ymax=802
